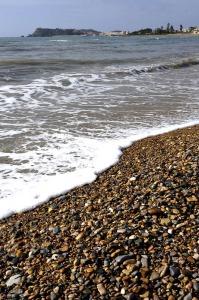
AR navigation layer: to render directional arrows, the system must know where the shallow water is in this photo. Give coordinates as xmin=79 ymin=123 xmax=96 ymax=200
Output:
xmin=0 ymin=35 xmax=199 ymax=218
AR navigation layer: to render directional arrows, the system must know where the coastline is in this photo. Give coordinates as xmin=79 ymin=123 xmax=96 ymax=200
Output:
xmin=0 ymin=124 xmax=199 ymax=299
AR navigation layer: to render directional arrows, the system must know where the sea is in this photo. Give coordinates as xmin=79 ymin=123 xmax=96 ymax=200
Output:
xmin=0 ymin=35 xmax=199 ymax=219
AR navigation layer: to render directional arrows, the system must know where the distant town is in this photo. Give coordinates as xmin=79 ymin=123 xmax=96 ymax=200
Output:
xmin=27 ymin=24 xmax=199 ymax=38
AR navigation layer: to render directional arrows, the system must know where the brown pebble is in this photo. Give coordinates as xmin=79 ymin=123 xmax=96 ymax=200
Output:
xmin=168 ymin=296 xmax=176 ymax=300
xmin=97 ymin=283 xmax=107 ymax=295
xmin=147 ymin=207 xmax=162 ymax=215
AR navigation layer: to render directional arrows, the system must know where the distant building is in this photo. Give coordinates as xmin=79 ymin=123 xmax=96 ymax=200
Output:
xmin=192 ymin=27 xmax=199 ymax=34
xmin=100 ymin=31 xmax=129 ymax=36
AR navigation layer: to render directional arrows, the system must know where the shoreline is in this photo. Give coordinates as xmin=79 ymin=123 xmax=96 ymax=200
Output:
xmin=0 ymin=124 xmax=199 ymax=299
xmin=1 ymin=121 xmax=199 ymax=221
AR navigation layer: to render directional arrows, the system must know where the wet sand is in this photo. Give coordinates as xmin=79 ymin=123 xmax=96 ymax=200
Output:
xmin=0 ymin=125 xmax=199 ymax=299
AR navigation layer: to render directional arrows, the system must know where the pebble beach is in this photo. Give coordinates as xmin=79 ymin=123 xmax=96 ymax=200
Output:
xmin=0 ymin=125 xmax=199 ymax=300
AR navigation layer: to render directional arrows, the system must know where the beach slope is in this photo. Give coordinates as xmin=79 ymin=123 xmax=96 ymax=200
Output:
xmin=0 ymin=125 xmax=199 ymax=299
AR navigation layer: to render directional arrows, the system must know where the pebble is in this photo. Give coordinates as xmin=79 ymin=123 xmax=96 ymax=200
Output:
xmin=124 ymin=293 xmax=135 ymax=300
xmin=160 ymin=218 xmax=171 ymax=226
xmin=50 ymin=291 xmax=57 ymax=300
xmin=141 ymin=255 xmax=148 ymax=268
xmin=193 ymin=281 xmax=199 ymax=292
xmin=97 ymin=283 xmax=107 ymax=295
xmin=169 ymin=266 xmax=180 ymax=277
xmin=115 ymin=254 xmax=134 ymax=264
xmin=150 ymin=271 xmax=160 ymax=281
xmin=6 ymin=274 xmax=21 ymax=287
xmin=183 ymin=293 xmax=192 ymax=300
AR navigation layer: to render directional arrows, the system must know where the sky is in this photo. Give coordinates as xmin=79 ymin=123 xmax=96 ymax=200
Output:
xmin=0 ymin=0 xmax=199 ymax=37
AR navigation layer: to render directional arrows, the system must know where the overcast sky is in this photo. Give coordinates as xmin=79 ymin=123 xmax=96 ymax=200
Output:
xmin=0 ymin=0 xmax=199 ymax=37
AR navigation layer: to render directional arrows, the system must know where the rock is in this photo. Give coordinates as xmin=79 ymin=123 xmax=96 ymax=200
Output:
xmin=124 ymin=293 xmax=135 ymax=300
xmin=141 ymin=255 xmax=148 ymax=268
xmin=50 ymin=291 xmax=57 ymax=300
xmin=193 ymin=253 xmax=199 ymax=260
xmin=183 ymin=293 xmax=192 ymax=300
xmin=16 ymin=249 xmax=24 ymax=258
xmin=140 ymin=290 xmax=149 ymax=298
xmin=168 ymin=296 xmax=175 ymax=300
xmin=76 ymin=232 xmax=84 ymax=241
xmin=115 ymin=254 xmax=134 ymax=264
xmin=53 ymin=227 xmax=59 ymax=234
xmin=169 ymin=266 xmax=179 ymax=278
xmin=12 ymin=257 xmax=19 ymax=266
xmin=6 ymin=274 xmax=21 ymax=287
xmin=97 ymin=283 xmax=106 ymax=295
xmin=52 ymin=254 xmax=60 ymax=260
xmin=86 ymin=267 xmax=94 ymax=273
xmin=147 ymin=207 xmax=162 ymax=215
xmin=160 ymin=218 xmax=171 ymax=226
xmin=150 ymin=271 xmax=160 ymax=281
xmin=193 ymin=281 xmax=199 ymax=292
xmin=160 ymin=265 xmax=168 ymax=277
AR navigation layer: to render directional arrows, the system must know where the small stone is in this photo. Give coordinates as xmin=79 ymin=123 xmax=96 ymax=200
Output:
xmin=48 ymin=207 xmax=54 ymax=213
xmin=160 ymin=218 xmax=171 ymax=226
xmin=187 ymin=256 xmax=195 ymax=264
xmin=124 ymin=293 xmax=135 ymax=300
xmin=193 ymin=281 xmax=199 ymax=292
xmin=183 ymin=293 xmax=192 ymax=300
xmin=117 ymin=228 xmax=127 ymax=233
xmin=61 ymin=246 xmax=69 ymax=252
xmin=129 ymin=235 xmax=136 ymax=240
xmin=123 ymin=259 xmax=136 ymax=266
xmin=190 ymin=214 xmax=195 ymax=219
xmin=97 ymin=283 xmax=106 ymax=295
xmin=169 ymin=266 xmax=179 ymax=277
xmin=172 ymin=208 xmax=180 ymax=214
xmin=160 ymin=265 xmax=168 ymax=277
xmin=68 ymin=294 xmax=75 ymax=300
xmin=140 ymin=290 xmax=149 ymax=298
xmin=6 ymin=269 xmax=13 ymax=277
xmin=168 ymin=296 xmax=175 ymax=300
xmin=76 ymin=232 xmax=84 ymax=241
xmin=150 ymin=271 xmax=160 ymax=281
xmin=16 ymin=249 xmax=24 ymax=258
xmin=73 ymin=258 xmax=80 ymax=266
xmin=168 ymin=228 xmax=173 ymax=234
xmin=176 ymin=222 xmax=186 ymax=229
xmin=153 ymin=295 xmax=160 ymax=300
xmin=141 ymin=255 xmax=148 ymax=268
xmin=86 ymin=267 xmax=94 ymax=273
xmin=12 ymin=257 xmax=19 ymax=266
xmin=115 ymin=254 xmax=134 ymax=264
xmin=50 ymin=291 xmax=57 ymax=300
xmin=6 ymin=274 xmax=21 ymax=287
xmin=42 ymin=242 xmax=51 ymax=247
xmin=53 ymin=286 xmax=59 ymax=294
xmin=52 ymin=254 xmax=60 ymax=260
xmin=147 ymin=207 xmax=162 ymax=215
xmin=170 ymin=251 xmax=177 ymax=257
xmin=193 ymin=253 xmax=199 ymax=260
xmin=186 ymin=196 xmax=198 ymax=202
xmin=181 ymin=269 xmax=192 ymax=277
xmin=53 ymin=227 xmax=59 ymax=234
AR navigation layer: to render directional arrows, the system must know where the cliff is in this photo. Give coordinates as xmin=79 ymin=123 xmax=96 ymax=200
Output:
xmin=28 ymin=27 xmax=101 ymax=37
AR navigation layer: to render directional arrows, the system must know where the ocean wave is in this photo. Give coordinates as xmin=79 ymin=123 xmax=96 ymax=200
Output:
xmin=130 ymin=58 xmax=199 ymax=75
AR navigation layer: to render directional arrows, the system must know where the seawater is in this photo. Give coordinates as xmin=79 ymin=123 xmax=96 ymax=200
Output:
xmin=0 ymin=35 xmax=199 ymax=219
